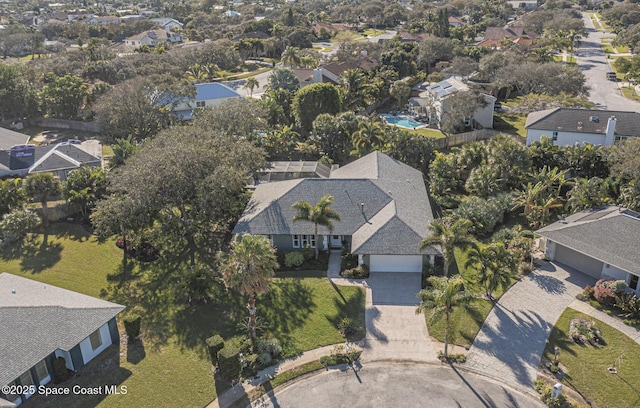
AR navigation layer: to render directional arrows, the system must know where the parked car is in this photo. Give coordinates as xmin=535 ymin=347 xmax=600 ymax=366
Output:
xmin=606 ymin=72 xmax=617 ymax=81
xmin=494 ymin=101 xmax=502 ymax=111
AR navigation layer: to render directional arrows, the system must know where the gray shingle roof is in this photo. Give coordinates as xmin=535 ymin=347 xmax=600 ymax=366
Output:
xmin=234 ymin=151 xmax=437 ymax=255
xmin=0 ymin=127 xmax=30 ymax=151
xmin=525 ymin=108 xmax=640 ymax=137
xmin=0 ymin=142 xmax=101 ymax=175
xmin=0 ymin=273 xmax=124 ymax=387
xmin=536 ymin=206 xmax=640 ymax=275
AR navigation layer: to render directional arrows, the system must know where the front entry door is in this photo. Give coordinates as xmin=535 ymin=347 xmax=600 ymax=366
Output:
xmin=329 ymin=235 xmax=342 ymax=248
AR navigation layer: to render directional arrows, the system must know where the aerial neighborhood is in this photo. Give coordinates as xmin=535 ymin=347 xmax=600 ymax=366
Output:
xmin=2 ymin=0 xmax=640 ymax=407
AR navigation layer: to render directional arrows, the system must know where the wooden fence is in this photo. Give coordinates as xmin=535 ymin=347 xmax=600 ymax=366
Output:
xmin=31 ymin=117 xmax=101 ymax=133
xmin=434 ymin=129 xmax=526 ymax=149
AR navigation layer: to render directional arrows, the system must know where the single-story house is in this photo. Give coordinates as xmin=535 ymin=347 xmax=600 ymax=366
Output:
xmin=410 ymin=77 xmax=496 ymax=130
xmin=0 ymin=273 xmax=124 ymax=407
xmin=250 ymin=161 xmax=335 ymax=187
xmin=88 ymin=15 xmax=120 ymax=25
xmin=0 ymin=140 xmax=102 ymax=180
xmin=172 ymin=83 xmax=242 ymax=120
xmin=234 ymin=151 xmax=440 ymax=272
xmin=537 ymin=206 xmax=640 ymax=291
xmin=291 ymin=59 xmax=378 ymax=87
xmin=0 ymin=127 xmax=30 ymax=151
xmin=150 ymin=17 xmax=183 ymax=31
xmin=123 ymin=29 xmax=183 ymax=48
xmin=448 ymin=16 xmax=467 ymax=27
xmin=477 ymin=26 xmax=538 ymax=48
xmin=525 ymin=108 xmax=640 ymax=146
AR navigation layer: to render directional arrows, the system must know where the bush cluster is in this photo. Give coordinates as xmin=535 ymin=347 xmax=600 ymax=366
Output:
xmin=340 ymin=264 xmax=369 ymax=279
xmin=437 ymin=351 xmax=466 ymax=363
xmin=123 ymin=314 xmax=141 ymax=340
xmin=593 ymin=279 xmax=621 ymax=306
xmin=319 ymin=345 xmax=361 ymax=367
xmin=206 ymin=335 xmax=224 ymax=366
xmin=53 ymin=356 xmax=69 ymax=383
xmin=337 ymin=317 xmax=359 ymax=338
xmin=284 ymin=252 xmax=305 ymax=268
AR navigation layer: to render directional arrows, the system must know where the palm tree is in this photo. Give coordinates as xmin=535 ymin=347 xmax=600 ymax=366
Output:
xmin=270 ymin=23 xmax=287 ymax=56
xmin=351 ymin=120 xmax=386 ymax=156
xmin=243 ymin=77 xmax=260 ymax=97
xmin=416 ymin=275 xmax=479 ymax=358
xmin=292 ymin=194 xmax=341 ymax=260
xmin=566 ymin=177 xmax=612 ymax=213
xmin=419 ymin=218 xmax=476 ymax=277
xmin=281 ymin=46 xmax=300 ymax=68
xmin=219 ymin=234 xmax=279 ymax=339
xmin=24 ymin=173 xmax=61 ymax=229
xmin=465 ymin=243 xmax=515 ymax=300
xmin=185 ymin=63 xmax=207 ymax=83
xmin=340 ymin=68 xmax=366 ymax=112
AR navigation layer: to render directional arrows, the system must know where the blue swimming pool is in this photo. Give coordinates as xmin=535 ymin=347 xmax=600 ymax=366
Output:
xmin=382 ymin=114 xmax=423 ymax=129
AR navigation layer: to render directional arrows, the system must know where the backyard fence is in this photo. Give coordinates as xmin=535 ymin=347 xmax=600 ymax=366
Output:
xmin=434 ymin=129 xmax=526 ymax=149
xmin=31 ymin=117 xmax=102 ymax=133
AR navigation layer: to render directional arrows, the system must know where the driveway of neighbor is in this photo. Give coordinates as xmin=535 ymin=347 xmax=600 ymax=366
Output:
xmin=465 ymin=261 xmax=595 ymax=390
xmin=252 ymin=362 xmax=545 ymax=408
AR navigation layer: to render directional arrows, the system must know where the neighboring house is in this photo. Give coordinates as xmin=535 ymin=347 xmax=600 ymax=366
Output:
xmin=410 ymin=77 xmax=496 ymax=130
xmin=507 ymin=0 xmax=538 ymax=10
xmin=448 ymin=16 xmax=467 ymax=27
xmin=66 ymin=10 xmax=94 ymax=21
xmin=234 ymin=151 xmax=440 ymax=272
xmin=224 ymin=10 xmax=241 ymax=18
xmin=294 ymin=59 xmax=378 ymax=87
xmin=88 ymin=15 xmax=121 ymax=25
xmin=525 ymin=108 xmax=640 ymax=146
xmin=477 ymin=26 xmax=538 ymax=48
xmin=173 ymin=82 xmax=242 ymax=120
xmin=396 ymin=32 xmax=432 ymax=43
xmin=0 ymin=273 xmax=124 ymax=407
xmin=124 ymin=29 xmax=183 ymax=48
xmin=537 ymin=206 xmax=640 ymax=292
xmin=0 ymin=127 xmax=30 ymax=151
xmin=0 ymin=140 xmax=102 ymax=180
xmin=150 ymin=17 xmax=184 ymax=31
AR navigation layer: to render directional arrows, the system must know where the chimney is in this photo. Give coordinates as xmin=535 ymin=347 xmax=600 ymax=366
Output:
xmin=605 ymin=116 xmax=617 ymax=146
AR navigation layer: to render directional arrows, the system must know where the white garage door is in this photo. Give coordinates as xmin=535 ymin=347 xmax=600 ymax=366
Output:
xmin=554 ymin=245 xmax=603 ymax=279
xmin=369 ymin=255 xmax=423 ymax=272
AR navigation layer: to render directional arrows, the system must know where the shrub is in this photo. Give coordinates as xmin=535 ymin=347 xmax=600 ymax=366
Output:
xmin=256 ymin=337 xmax=282 ymax=360
xmin=451 ymin=193 xmax=511 ymax=235
xmin=593 ymin=279 xmax=616 ymax=305
xmin=206 ymin=335 xmax=224 ymax=366
xmin=53 ymin=356 xmax=69 ymax=383
xmin=610 ymin=280 xmax=628 ymax=294
xmin=575 ymin=293 xmax=589 ymax=301
xmin=437 ymin=351 xmax=466 ymax=363
xmin=301 ymin=245 xmax=314 ymax=261
xmin=217 ymin=344 xmax=242 ymax=381
xmin=319 ymin=345 xmax=361 ymax=366
xmin=569 ymin=318 xmax=603 ymax=345
xmin=284 ymin=251 xmax=305 ymax=268
xmin=582 ymin=285 xmax=594 ymax=299
xmin=340 ymin=264 xmax=369 ymax=279
xmin=341 ymin=250 xmax=358 ymax=270
xmin=589 ymin=299 xmax=602 ymax=309
xmin=615 ymin=292 xmax=640 ymax=320
xmin=337 ymin=317 xmax=358 ymax=337
xmin=123 ymin=314 xmax=141 ymax=340
xmin=0 ymin=208 xmax=39 ymax=244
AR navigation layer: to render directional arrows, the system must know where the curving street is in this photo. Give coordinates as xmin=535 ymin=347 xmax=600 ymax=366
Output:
xmin=251 ymin=363 xmax=544 ymax=408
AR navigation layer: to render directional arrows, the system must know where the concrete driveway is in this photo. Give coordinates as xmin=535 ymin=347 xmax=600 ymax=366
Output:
xmin=252 ymin=362 xmax=545 ymax=408
xmin=465 ymin=261 xmax=595 ymax=389
xmin=360 ymin=272 xmax=438 ymax=363
xmin=579 ymin=13 xmax=640 ymax=111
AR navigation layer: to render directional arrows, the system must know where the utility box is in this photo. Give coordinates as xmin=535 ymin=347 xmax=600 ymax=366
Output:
xmin=552 ymin=383 xmax=563 ymax=398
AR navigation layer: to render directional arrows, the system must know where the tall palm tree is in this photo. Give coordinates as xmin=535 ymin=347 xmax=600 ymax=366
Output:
xmin=416 ymin=275 xmax=479 ymax=358
xmin=340 ymin=68 xmax=366 ymax=112
xmin=419 ymin=218 xmax=476 ymax=277
xmin=292 ymin=194 xmax=341 ymax=260
xmin=219 ymin=234 xmax=279 ymax=339
xmin=243 ymin=77 xmax=260 ymax=97
xmin=24 ymin=173 xmax=61 ymax=229
xmin=281 ymin=46 xmax=300 ymax=68
xmin=270 ymin=23 xmax=287 ymax=56
xmin=465 ymin=243 xmax=515 ymax=300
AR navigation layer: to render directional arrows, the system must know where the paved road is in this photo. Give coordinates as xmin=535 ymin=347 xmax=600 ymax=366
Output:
xmin=252 ymin=363 xmax=545 ymax=408
xmin=465 ymin=262 xmax=595 ymax=390
xmin=579 ymin=13 xmax=640 ymax=111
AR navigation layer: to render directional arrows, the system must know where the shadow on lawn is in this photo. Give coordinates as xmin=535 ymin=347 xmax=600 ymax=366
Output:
xmin=1 ymin=237 xmax=62 ymax=273
xmin=328 ymin=286 xmax=366 ymax=341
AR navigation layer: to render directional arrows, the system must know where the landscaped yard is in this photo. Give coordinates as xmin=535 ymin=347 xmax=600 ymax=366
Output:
xmin=13 ymin=223 xmax=364 ymax=408
xmin=426 ymin=247 xmax=517 ymax=347
xmin=405 ymin=127 xmax=446 ymax=139
xmin=621 ymin=87 xmax=640 ymax=102
xmin=542 ymin=308 xmax=640 ymax=408
xmin=493 ymin=112 xmax=527 ymax=137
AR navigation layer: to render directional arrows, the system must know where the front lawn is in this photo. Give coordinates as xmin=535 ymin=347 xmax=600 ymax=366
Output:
xmin=426 ymin=247 xmax=517 ymax=347
xmin=542 ymin=308 xmax=640 ymax=408
xmin=13 ymin=223 xmax=364 ymax=408
xmin=621 ymin=87 xmax=640 ymax=102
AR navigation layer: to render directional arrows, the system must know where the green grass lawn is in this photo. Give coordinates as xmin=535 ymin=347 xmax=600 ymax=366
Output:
xmin=426 ymin=247 xmax=517 ymax=347
xmin=493 ymin=112 xmax=527 ymax=137
xmin=621 ymin=87 xmax=640 ymax=102
xmin=602 ymin=44 xmax=614 ymax=54
xmin=362 ymin=28 xmax=386 ymax=36
xmin=615 ymin=45 xmax=630 ymax=53
xmin=14 ymin=224 xmax=364 ymax=408
xmin=406 ymin=127 xmax=446 ymax=139
xmin=543 ymin=308 xmax=640 ymax=408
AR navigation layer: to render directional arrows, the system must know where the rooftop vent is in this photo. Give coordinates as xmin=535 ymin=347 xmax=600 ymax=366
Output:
xmin=590 ymin=116 xmax=599 ymax=123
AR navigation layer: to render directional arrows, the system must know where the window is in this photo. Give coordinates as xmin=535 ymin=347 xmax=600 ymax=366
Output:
xmin=292 ymin=235 xmax=300 ymax=248
xmin=89 ymin=329 xmax=102 ymax=351
xmin=301 ymin=235 xmax=316 ymax=248
xmin=19 ymin=371 xmax=34 ymax=388
xmin=5 ymin=381 xmax=19 ymax=402
xmin=630 ymin=275 xmax=639 ymax=291
xmin=196 ymin=101 xmax=206 ymax=108
xmin=35 ymin=360 xmax=49 ymax=382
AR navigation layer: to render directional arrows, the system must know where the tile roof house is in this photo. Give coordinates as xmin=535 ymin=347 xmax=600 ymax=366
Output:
xmin=123 ymin=29 xmax=183 ymax=48
xmin=477 ymin=26 xmax=538 ymax=48
xmin=410 ymin=77 xmax=496 ymax=130
xmin=0 ymin=140 xmax=102 ymax=180
xmin=172 ymin=83 xmax=242 ymax=120
xmin=234 ymin=152 xmax=440 ymax=272
xmin=537 ymin=206 xmax=640 ymax=290
xmin=293 ymin=59 xmax=379 ymax=87
xmin=0 ymin=127 xmax=30 ymax=151
xmin=0 ymin=273 xmax=124 ymax=407
xmin=525 ymin=108 xmax=640 ymax=146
